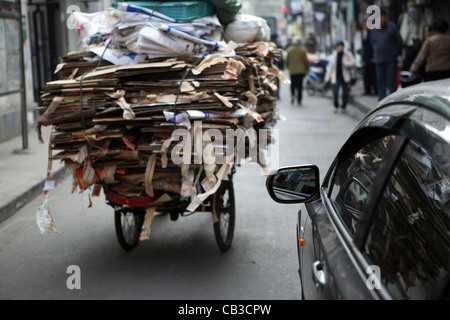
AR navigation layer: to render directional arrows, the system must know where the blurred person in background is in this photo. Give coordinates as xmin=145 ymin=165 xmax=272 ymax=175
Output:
xmin=370 ymin=8 xmax=403 ymax=101
xmin=325 ymin=41 xmax=356 ymax=114
xmin=402 ymin=35 xmax=425 ymax=79
xmin=285 ymin=37 xmax=309 ymax=106
xmin=409 ymin=19 xmax=450 ymax=81
xmin=305 ymin=33 xmax=317 ymax=54
xmin=362 ymin=21 xmax=377 ymax=96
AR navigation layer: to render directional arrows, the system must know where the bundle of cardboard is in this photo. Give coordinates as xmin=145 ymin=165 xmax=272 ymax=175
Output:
xmin=38 ymin=40 xmax=281 ymax=211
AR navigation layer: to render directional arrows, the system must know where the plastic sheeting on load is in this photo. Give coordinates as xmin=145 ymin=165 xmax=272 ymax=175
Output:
xmin=72 ymin=3 xmax=228 ymax=61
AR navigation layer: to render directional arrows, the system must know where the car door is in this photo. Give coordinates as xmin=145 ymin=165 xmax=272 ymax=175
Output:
xmin=300 ymin=104 xmax=450 ymax=299
xmin=300 ymin=130 xmax=398 ymax=299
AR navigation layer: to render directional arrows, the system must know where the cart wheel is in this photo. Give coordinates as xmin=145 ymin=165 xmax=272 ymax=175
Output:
xmin=115 ymin=211 xmax=144 ymax=251
xmin=212 ymin=180 xmax=235 ymax=252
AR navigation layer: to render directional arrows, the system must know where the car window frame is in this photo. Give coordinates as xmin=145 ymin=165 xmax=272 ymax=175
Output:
xmin=362 ymin=134 xmax=450 ymax=299
xmin=354 ymin=102 xmax=450 ymax=249
xmin=359 ymin=112 xmax=450 ymax=299
xmin=322 ymin=102 xmax=450 ymax=299
xmin=325 ymin=101 xmax=450 ymax=246
xmin=352 ymin=134 xmax=409 ymax=249
xmin=323 ymin=127 xmax=406 ymax=239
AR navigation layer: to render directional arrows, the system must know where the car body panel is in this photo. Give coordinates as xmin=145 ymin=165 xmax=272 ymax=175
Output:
xmin=300 ymin=195 xmax=382 ymax=299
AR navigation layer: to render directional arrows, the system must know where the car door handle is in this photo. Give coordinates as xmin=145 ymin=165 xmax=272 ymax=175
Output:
xmin=312 ymin=261 xmax=326 ymax=291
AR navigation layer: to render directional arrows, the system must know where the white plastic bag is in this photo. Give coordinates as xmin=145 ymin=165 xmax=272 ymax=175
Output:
xmin=223 ymin=14 xmax=271 ymax=43
xmin=36 ymin=194 xmax=57 ymax=234
xmin=72 ymin=10 xmax=114 ymax=49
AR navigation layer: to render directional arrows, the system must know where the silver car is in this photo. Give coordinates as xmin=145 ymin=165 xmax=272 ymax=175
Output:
xmin=266 ymin=79 xmax=450 ymax=299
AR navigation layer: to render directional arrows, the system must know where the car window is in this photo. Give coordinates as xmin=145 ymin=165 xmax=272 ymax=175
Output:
xmin=329 ymin=135 xmax=398 ymax=235
xmin=364 ymin=136 xmax=450 ymax=299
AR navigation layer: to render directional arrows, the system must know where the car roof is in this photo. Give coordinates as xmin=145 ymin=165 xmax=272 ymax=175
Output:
xmin=345 ymin=79 xmax=450 ymax=153
xmin=373 ymin=79 xmax=450 ymax=120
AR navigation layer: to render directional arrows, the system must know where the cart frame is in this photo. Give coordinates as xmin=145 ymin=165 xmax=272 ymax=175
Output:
xmin=107 ymin=165 xmax=236 ymax=252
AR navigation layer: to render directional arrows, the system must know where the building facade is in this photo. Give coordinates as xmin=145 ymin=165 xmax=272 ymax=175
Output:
xmin=2 ymin=0 xmax=450 ymax=143
xmin=285 ymin=0 xmax=450 ymax=54
xmin=0 ymin=0 xmax=111 ymax=143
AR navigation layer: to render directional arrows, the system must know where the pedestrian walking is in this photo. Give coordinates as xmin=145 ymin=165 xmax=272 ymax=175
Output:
xmin=325 ymin=41 xmax=356 ymax=113
xmin=409 ymin=19 xmax=450 ymax=81
xmin=285 ymin=37 xmax=309 ymax=106
xmin=370 ymin=9 xmax=403 ymax=101
xmin=362 ymin=21 xmax=377 ymax=96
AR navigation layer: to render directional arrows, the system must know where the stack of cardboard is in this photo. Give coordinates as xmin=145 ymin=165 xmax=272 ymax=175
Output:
xmin=38 ymin=40 xmax=281 ymax=210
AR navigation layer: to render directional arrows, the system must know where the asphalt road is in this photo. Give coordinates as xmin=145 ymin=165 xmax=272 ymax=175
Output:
xmin=0 ymin=83 xmax=365 ymax=300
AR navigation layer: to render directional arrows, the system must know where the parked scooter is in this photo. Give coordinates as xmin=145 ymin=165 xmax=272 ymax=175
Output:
xmin=305 ymin=56 xmax=331 ymax=96
xmin=305 ymin=54 xmax=358 ymax=96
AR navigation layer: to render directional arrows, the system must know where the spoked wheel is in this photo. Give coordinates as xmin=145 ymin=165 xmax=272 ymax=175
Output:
xmin=212 ymin=180 xmax=235 ymax=252
xmin=115 ymin=211 xmax=144 ymax=251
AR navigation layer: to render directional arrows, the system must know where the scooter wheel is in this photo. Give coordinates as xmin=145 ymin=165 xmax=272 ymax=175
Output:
xmin=306 ymin=81 xmax=316 ymax=96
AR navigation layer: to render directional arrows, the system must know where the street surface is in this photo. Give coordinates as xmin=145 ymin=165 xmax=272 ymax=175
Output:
xmin=0 ymin=83 xmax=366 ymax=299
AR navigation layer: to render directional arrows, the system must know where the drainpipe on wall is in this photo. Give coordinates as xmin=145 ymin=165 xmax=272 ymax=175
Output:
xmin=18 ymin=0 xmax=27 ymax=150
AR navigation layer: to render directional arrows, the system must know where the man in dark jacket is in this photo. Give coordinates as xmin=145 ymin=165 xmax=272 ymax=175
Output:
xmin=370 ymin=9 xmax=403 ymax=101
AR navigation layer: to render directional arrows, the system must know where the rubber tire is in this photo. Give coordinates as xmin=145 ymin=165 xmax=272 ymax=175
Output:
xmin=115 ymin=211 xmax=144 ymax=251
xmin=212 ymin=180 xmax=235 ymax=252
xmin=306 ymin=80 xmax=316 ymax=96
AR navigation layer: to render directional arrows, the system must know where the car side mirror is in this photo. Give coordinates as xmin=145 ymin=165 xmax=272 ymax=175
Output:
xmin=266 ymin=165 xmax=320 ymax=204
